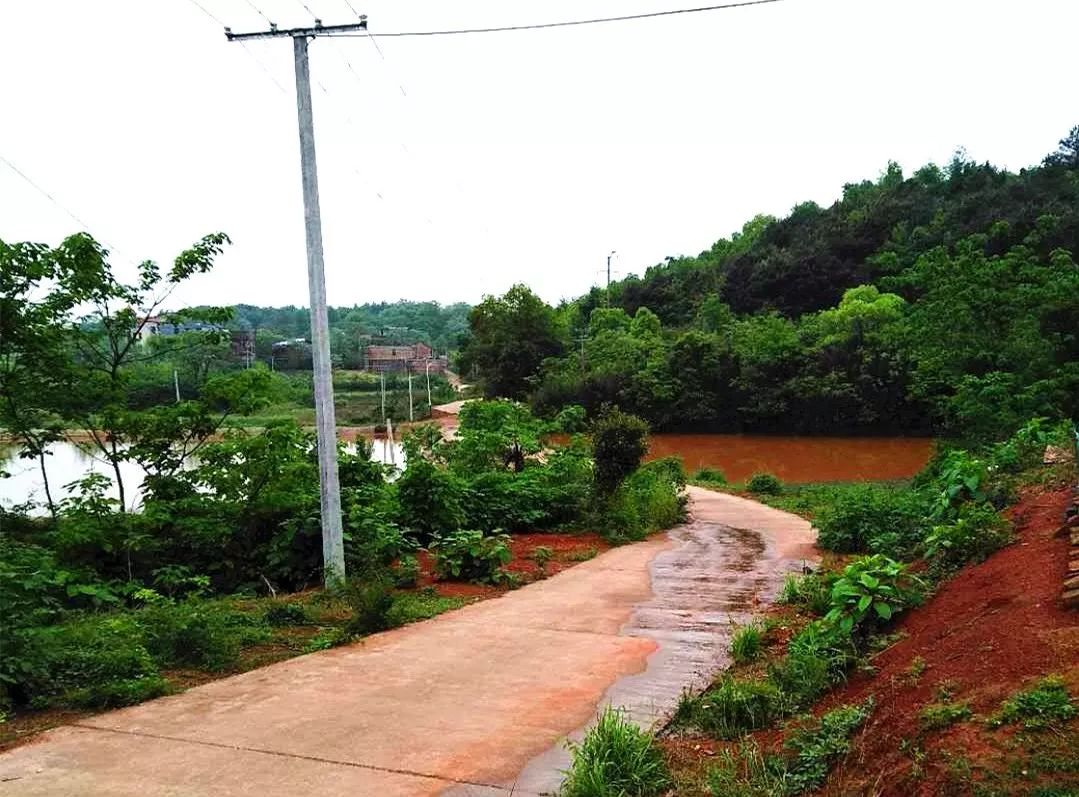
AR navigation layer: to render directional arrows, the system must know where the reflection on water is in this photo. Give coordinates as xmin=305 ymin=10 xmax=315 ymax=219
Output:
xmin=0 ymin=438 xmax=406 ymax=512
xmin=646 ymin=434 xmax=933 ymax=484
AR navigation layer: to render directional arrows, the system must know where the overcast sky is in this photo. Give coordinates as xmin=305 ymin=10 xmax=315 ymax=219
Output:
xmin=1 ymin=0 xmax=1076 ymax=310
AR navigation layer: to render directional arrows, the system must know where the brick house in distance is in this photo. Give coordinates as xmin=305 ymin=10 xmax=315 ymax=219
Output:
xmin=364 ymin=342 xmax=445 ymax=373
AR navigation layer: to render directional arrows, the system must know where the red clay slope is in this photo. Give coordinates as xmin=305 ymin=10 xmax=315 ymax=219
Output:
xmin=819 ymin=485 xmax=1079 ymax=796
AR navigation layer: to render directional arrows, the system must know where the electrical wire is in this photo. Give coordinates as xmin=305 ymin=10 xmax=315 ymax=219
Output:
xmin=243 ymin=0 xmax=274 ymax=25
xmin=339 ymin=0 xmax=363 ymax=19
xmin=0 ymin=153 xmax=110 ymax=246
xmin=332 ymin=0 xmax=783 ymax=38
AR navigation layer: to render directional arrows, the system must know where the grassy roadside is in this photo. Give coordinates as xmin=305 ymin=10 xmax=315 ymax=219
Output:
xmin=0 ymin=530 xmax=607 ymax=752
xmin=561 ymin=422 xmax=1079 ymax=797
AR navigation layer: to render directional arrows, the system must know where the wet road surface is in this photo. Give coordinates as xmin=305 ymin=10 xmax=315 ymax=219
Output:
xmin=0 ymin=487 xmax=813 ymax=797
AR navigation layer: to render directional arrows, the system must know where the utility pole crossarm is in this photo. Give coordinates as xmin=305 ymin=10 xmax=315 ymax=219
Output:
xmin=224 ymin=19 xmax=367 ymax=42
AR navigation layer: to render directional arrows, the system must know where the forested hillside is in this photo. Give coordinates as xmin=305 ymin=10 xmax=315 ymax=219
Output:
xmin=462 ymin=126 xmax=1079 ymax=441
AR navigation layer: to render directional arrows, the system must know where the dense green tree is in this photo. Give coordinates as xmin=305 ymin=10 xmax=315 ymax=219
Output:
xmin=459 ymin=284 xmax=566 ymax=399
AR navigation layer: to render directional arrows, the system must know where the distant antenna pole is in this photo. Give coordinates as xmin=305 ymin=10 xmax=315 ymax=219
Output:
xmin=225 ymin=15 xmax=368 ymax=587
xmin=174 ymin=369 xmax=181 ymax=403
xmin=381 ymin=371 xmax=386 ymax=421
xmin=606 ymin=250 xmax=616 ymax=307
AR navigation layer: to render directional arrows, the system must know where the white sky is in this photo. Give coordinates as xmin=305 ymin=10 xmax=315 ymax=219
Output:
xmin=1 ymin=0 xmax=1076 ymax=310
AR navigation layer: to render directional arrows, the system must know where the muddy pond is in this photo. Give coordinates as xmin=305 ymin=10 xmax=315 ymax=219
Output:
xmin=0 ymin=433 xmax=933 ymax=511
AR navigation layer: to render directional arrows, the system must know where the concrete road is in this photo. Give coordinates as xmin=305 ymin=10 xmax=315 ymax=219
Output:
xmin=0 ymin=487 xmax=814 ymax=796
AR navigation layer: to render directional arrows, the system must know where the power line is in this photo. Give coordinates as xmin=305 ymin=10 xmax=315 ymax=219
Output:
xmin=332 ymin=0 xmax=783 ymax=38
xmin=243 ymin=0 xmax=274 ymax=25
xmin=0 ymin=153 xmax=112 ymax=248
xmin=339 ymin=0 xmax=363 ymax=18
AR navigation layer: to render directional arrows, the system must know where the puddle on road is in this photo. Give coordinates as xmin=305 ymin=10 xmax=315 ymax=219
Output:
xmin=504 ymin=517 xmax=813 ymax=796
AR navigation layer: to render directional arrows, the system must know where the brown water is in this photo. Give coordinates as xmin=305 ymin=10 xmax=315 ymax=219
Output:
xmin=647 ymin=433 xmax=934 ymax=483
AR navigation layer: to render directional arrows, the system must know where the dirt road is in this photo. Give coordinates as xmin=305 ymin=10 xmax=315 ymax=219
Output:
xmin=0 ymin=487 xmax=813 ymax=796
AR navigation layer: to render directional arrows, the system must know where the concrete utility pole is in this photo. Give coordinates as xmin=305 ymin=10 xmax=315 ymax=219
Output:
xmin=425 ymin=360 xmax=432 ymax=407
xmin=408 ymin=369 xmax=414 ymax=422
xmin=225 ymin=17 xmax=368 ymax=587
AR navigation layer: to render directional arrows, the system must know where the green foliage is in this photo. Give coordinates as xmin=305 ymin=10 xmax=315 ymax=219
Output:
xmin=781 ymin=699 xmax=874 ymax=793
xmin=396 ymin=458 xmax=466 ymax=541
xmin=553 ymin=404 xmax=588 ymax=433
xmin=777 ymin=573 xmax=834 ymax=617
xmin=531 ymin=546 xmax=554 ymax=574
xmin=449 ymin=399 xmax=544 ymax=473
xmin=384 ymin=592 xmax=468 ymax=627
xmin=708 ymin=741 xmax=792 ymax=797
xmin=560 ymin=707 xmax=671 ymax=797
xmin=824 ymin=556 xmax=922 ymax=635
xmin=137 ymin=601 xmax=268 ymax=671
xmin=814 ymin=483 xmax=928 ymax=557
xmin=693 ymin=466 xmax=728 ymax=485
xmin=919 ymin=701 xmax=972 ymax=731
xmin=391 ymin=554 xmax=420 ymax=588
xmin=591 ymin=407 xmax=650 ymax=496
xmin=768 ymin=621 xmax=856 ymax=707
xmin=429 ymin=530 xmax=512 ymax=584
xmin=924 ymin=502 xmax=1012 ymax=573
xmin=598 ymin=457 xmax=686 ymax=542
xmin=341 ymin=576 xmax=397 ymax=636
xmin=747 ymin=473 xmax=783 ymax=496
xmin=704 ymin=700 xmax=873 ymax=796
xmin=676 ymin=677 xmax=786 ymax=738
xmin=460 ymin=284 xmax=566 ymax=400
xmin=990 ymin=677 xmax=1077 ymax=731
xmin=928 ymin=450 xmax=989 ymax=520
xmin=8 ymin=615 xmax=166 ymax=709
xmin=263 ymin=602 xmax=310 ymax=627
xmin=731 ymin=623 xmax=765 ymax=664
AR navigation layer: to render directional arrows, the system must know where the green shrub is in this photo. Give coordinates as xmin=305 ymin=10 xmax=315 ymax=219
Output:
xmin=676 ymin=677 xmax=786 ymax=738
xmin=63 ymin=675 xmax=171 ymax=709
xmin=692 ymin=466 xmax=728 ymax=485
xmin=391 ymin=553 xmax=420 ymax=588
xmin=561 ymin=706 xmax=671 ymax=797
xmin=707 ymin=741 xmax=791 ymax=797
xmin=598 ymin=458 xmax=687 ymax=542
xmin=782 ymin=699 xmax=874 ymax=793
xmin=813 ymin=484 xmax=928 ymax=556
xmin=395 ymin=458 xmax=466 ymax=541
xmin=919 ymin=700 xmax=972 ymax=731
xmin=531 ymin=545 xmax=554 ymax=574
xmin=553 ymin=404 xmax=588 ymax=433
xmin=990 ymin=676 xmax=1077 ymax=730
xmin=591 ymin=407 xmax=650 ymax=496
xmin=342 ymin=576 xmax=397 ymax=636
xmin=705 ymin=701 xmax=873 ymax=796
xmin=924 ymin=502 xmax=1012 ymax=573
xmin=263 ymin=602 xmax=310 ymax=627
xmin=746 ymin=473 xmax=782 ymax=496
xmin=138 ymin=601 xmax=269 ymax=671
xmin=928 ymin=450 xmax=989 ymax=521
xmin=768 ymin=621 xmax=856 ymax=707
xmin=824 ymin=555 xmax=922 ymax=635
xmin=778 ymin=572 xmax=834 ymax=616
xmin=731 ymin=623 xmax=765 ymax=665
xmin=429 ymin=530 xmax=512 ymax=583
xmin=11 ymin=615 xmax=165 ymax=709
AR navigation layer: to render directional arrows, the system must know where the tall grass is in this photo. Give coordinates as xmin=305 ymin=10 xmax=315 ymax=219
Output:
xmin=731 ymin=622 xmax=765 ymax=665
xmin=561 ymin=707 xmax=671 ymax=797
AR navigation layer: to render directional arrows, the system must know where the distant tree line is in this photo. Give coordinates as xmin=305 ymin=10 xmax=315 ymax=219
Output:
xmin=231 ymin=301 xmax=471 ymax=370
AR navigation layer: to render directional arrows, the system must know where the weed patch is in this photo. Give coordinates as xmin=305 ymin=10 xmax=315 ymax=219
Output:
xmin=561 ymin=706 xmax=670 ymax=797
